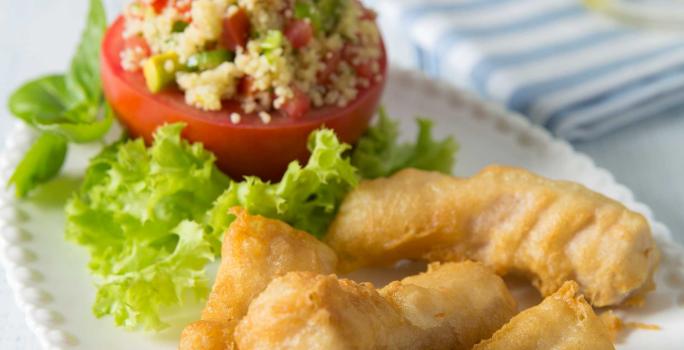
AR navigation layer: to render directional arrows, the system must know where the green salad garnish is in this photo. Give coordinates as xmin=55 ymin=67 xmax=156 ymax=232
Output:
xmin=207 ymin=128 xmax=358 ymax=240
xmin=66 ymin=124 xmax=230 ymax=330
xmin=352 ymin=107 xmax=459 ymax=179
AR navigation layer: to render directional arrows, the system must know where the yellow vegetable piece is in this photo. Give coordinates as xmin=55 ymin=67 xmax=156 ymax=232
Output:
xmin=143 ymin=52 xmax=180 ymax=93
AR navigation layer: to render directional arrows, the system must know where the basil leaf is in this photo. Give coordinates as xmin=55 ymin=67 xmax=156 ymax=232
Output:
xmin=8 ymin=132 xmax=68 ymax=198
xmin=66 ymin=0 xmax=107 ymax=104
xmin=42 ymin=103 xmax=115 ymax=143
xmin=8 ymin=75 xmax=71 ymax=125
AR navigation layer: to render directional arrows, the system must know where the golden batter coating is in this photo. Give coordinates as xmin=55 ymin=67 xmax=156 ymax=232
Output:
xmin=234 ymin=261 xmax=516 ymax=350
xmin=474 ymin=281 xmax=615 ymax=350
xmin=325 ymin=165 xmax=659 ymax=307
xmin=379 ymin=261 xmax=517 ymax=349
xmin=179 ymin=208 xmax=337 ymax=350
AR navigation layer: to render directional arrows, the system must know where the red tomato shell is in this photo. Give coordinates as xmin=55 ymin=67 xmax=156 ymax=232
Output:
xmin=101 ymin=16 xmax=387 ymax=181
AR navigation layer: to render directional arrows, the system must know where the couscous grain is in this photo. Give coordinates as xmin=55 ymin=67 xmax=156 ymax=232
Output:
xmin=122 ymin=0 xmax=382 ymax=120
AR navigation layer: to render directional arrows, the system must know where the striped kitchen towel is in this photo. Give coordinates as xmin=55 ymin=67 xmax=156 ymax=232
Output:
xmin=368 ymin=0 xmax=684 ymax=140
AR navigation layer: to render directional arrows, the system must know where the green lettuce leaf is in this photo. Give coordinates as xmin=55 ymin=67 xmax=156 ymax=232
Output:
xmin=351 ymin=107 xmax=458 ymax=179
xmin=207 ymin=129 xmax=358 ymax=239
xmin=66 ymin=124 xmax=229 ymax=330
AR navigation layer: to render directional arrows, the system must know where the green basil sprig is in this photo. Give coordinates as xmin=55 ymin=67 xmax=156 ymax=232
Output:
xmin=7 ymin=0 xmax=112 ymax=197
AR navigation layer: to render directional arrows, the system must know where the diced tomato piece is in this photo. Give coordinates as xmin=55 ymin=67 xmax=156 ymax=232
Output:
xmin=173 ymin=0 xmax=192 ymax=14
xmin=147 ymin=0 xmax=168 ymax=13
xmin=124 ymin=35 xmax=151 ymax=57
xmin=238 ymin=76 xmax=256 ymax=96
xmin=340 ymin=44 xmax=374 ymax=79
xmin=317 ymin=49 xmax=342 ymax=84
xmin=353 ymin=61 xmax=375 ymax=79
xmin=361 ymin=8 xmax=377 ymax=20
xmin=280 ymin=87 xmax=311 ymax=120
xmin=220 ymin=8 xmax=250 ymax=51
xmin=284 ymin=20 xmax=313 ymax=49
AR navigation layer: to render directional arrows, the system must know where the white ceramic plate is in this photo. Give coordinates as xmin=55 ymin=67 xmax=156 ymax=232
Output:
xmin=1 ymin=68 xmax=683 ymax=350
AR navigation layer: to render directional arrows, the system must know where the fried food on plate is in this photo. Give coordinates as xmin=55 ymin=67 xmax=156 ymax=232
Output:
xmin=325 ymin=165 xmax=659 ymax=307
xmin=473 ymin=281 xmax=615 ymax=350
xmin=179 ymin=208 xmax=337 ymax=349
xmin=234 ymin=261 xmax=516 ymax=350
xmin=379 ymin=261 xmax=517 ymax=349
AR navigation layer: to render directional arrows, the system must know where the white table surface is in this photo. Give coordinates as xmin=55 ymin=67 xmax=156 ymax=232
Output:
xmin=0 ymin=1 xmax=682 ymax=349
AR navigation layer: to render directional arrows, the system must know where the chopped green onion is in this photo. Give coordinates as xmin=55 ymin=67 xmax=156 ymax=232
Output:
xmin=171 ymin=20 xmax=189 ymax=33
xmin=294 ymin=1 xmax=322 ymax=32
xmin=186 ymin=49 xmax=234 ymax=72
xmin=317 ymin=0 xmax=343 ymax=32
xmin=260 ymin=30 xmax=284 ymax=51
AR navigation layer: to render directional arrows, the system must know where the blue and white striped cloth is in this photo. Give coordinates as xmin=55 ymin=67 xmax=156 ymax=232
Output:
xmin=369 ymin=0 xmax=684 ymax=140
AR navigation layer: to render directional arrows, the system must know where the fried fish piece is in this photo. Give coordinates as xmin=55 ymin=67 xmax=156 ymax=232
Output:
xmin=379 ymin=261 xmax=517 ymax=349
xmin=325 ymin=166 xmax=659 ymax=307
xmin=234 ymin=261 xmax=516 ymax=350
xmin=473 ymin=281 xmax=615 ymax=350
xmin=179 ymin=208 xmax=337 ymax=350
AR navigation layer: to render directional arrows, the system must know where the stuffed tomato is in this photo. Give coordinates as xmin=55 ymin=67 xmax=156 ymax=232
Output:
xmin=101 ymin=0 xmax=387 ymax=180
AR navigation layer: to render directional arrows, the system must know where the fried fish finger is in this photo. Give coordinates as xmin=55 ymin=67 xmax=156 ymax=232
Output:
xmin=325 ymin=166 xmax=659 ymax=307
xmin=179 ymin=207 xmax=337 ymax=349
xmin=379 ymin=261 xmax=517 ymax=349
xmin=234 ymin=261 xmax=516 ymax=350
xmin=473 ymin=281 xmax=615 ymax=350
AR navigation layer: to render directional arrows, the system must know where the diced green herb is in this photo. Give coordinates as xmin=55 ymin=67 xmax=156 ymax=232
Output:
xmin=186 ymin=49 xmax=234 ymax=72
xmin=318 ymin=0 xmax=343 ymax=33
xmin=294 ymin=1 xmax=322 ymax=32
xmin=171 ymin=20 xmax=189 ymax=33
xmin=260 ymin=30 xmax=284 ymax=51
xmin=294 ymin=0 xmax=345 ymax=33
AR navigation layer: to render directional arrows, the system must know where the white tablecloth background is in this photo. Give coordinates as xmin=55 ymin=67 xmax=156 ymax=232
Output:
xmin=1 ymin=1 xmax=682 ymax=348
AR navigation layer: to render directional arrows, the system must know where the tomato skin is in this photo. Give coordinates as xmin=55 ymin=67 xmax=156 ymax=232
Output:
xmin=285 ymin=20 xmax=313 ymax=49
xmin=102 ymin=16 xmax=386 ymax=181
xmin=219 ymin=8 xmax=250 ymax=51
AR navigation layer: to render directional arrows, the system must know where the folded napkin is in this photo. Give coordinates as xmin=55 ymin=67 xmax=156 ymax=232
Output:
xmin=368 ymin=0 xmax=684 ymax=140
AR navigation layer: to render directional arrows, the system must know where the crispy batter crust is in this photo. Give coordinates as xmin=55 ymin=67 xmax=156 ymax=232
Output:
xmin=325 ymin=166 xmax=660 ymax=307
xmin=474 ymin=281 xmax=615 ymax=350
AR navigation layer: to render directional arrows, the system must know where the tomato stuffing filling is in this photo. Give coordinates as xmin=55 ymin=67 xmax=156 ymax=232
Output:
xmin=119 ymin=0 xmax=383 ymax=122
